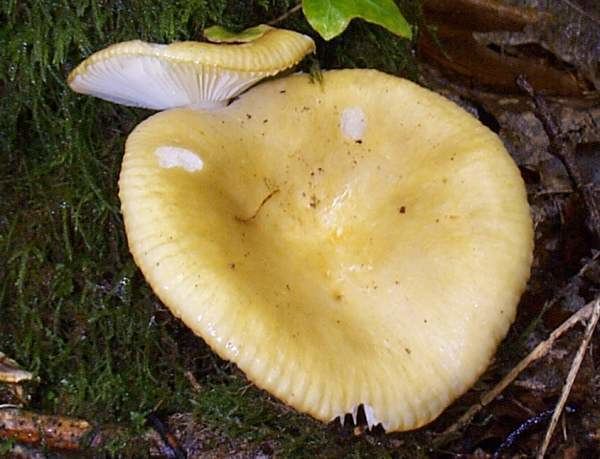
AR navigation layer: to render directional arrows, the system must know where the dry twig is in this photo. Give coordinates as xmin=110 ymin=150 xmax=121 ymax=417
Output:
xmin=185 ymin=370 xmax=202 ymax=393
xmin=268 ymin=3 xmax=302 ymax=26
xmin=537 ymin=297 xmax=600 ymax=458
xmin=516 ymin=76 xmax=600 ymax=240
xmin=518 ymin=253 xmax=599 ymax=341
xmin=235 ymin=189 xmax=280 ymax=223
xmin=441 ymin=297 xmax=598 ymax=437
xmin=561 ymin=0 xmax=600 ymax=25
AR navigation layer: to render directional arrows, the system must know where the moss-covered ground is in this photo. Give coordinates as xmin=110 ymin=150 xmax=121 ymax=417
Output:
xmin=0 ymin=1 xmax=425 ymax=456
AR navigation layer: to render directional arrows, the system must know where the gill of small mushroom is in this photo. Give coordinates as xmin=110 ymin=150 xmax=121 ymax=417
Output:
xmin=67 ymin=25 xmax=315 ymax=110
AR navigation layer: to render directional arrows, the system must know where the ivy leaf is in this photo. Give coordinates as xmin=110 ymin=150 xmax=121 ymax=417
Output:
xmin=302 ymin=0 xmax=412 ymax=41
xmin=203 ymin=24 xmax=272 ymax=43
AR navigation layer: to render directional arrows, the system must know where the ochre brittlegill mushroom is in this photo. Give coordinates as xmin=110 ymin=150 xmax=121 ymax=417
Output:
xmin=67 ymin=25 xmax=315 ymax=110
xmin=114 ymin=69 xmax=533 ymax=432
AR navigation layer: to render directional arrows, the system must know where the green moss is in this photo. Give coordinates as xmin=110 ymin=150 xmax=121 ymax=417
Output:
xmin=0 ymin=1 xmax=420 ymax=455
xmin=190 ymin=373 xmax=406 ymax=457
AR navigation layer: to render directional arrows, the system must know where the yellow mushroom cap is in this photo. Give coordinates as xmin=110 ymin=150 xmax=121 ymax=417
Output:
xmin=119 ymin=70 xmax=533 ymax=431
xmin=67 ymin=26 xmax=315 ymax=110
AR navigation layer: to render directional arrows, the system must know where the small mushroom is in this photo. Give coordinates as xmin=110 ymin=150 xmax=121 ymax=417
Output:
xmin=0 ymin=352 xmax=35 ymax=403
xmin=0 ymin=352 xmax=33 ymax=384
xmin=67 ymin=26 xmax=315 ymax=110
xmin=118 ymin=70 xmax=533 ymax=431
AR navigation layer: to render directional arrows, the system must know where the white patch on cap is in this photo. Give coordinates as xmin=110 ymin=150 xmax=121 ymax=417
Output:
xmin=154 ymin=146 xmax=204 ymax=172
xmin=340 ymin=107 xmax=366 ymax=141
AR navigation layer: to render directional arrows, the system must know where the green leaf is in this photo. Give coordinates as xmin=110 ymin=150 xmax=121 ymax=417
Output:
xmin=203 ymin=24 xmax=272 ymax=43
xmin=302 ymin=0 xmax=412 ymax=41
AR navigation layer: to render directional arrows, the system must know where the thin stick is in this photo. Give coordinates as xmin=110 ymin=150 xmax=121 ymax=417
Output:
xmin=184 ymin=370 xmax=202 ymax=393
xmin=442 ymin=298 xmax=597 ymax=436
xmin=517 ymin=253 xmax=599 ymax=345
xmin=537 ymin=297 xmax=600 ymax=458
xmin=268 ymin=3 xmax=302 ymax=26
xmin=517 ymin=76 xmax=600 ymax=240
xmin=561 ymin=0 xmax=600 ymax=25
xmin=235 ymin=189 xmax=280 ymax=223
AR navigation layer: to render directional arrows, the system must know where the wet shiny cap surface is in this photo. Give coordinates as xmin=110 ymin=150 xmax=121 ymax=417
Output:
xmin=119 ymin=69 xmax=533 ymax=431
